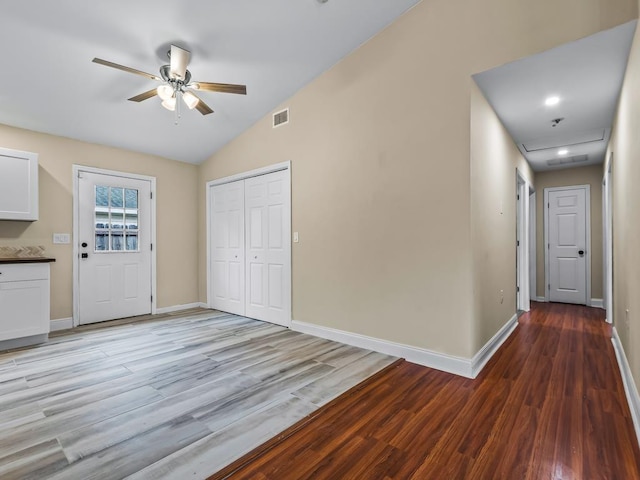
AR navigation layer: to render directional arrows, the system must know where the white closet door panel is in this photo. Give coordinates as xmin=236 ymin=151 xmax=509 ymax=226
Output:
xmin=245 ymin=170 xmax=290 ymax=326
xmin=210 ymin=181 xmax=245 ymax=316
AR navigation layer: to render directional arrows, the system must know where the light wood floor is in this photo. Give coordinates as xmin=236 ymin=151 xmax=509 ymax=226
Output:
xmin=218 ymin=302 xmax=640 ymax=479
xmin=0 ymin=309 xmax=396 ymax=479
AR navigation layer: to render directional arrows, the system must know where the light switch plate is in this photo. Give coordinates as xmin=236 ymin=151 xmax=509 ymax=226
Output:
xmin=53 ymin=233 xmax=71 ymax=244
xmin=293 ymin=232 xmax=299 ymax=243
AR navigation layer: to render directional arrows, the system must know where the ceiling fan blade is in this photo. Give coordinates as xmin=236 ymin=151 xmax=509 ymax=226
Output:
xmin=128 ymin=89 xmax=158 ymax=102
xmin=170 ymin=45 xmax=190 ymax=80
xmin=195 ymin=97 xmax=214 ymax=115
xmin=192 ymin=82 xmax=247 ymax=95
xmin=92 ymin=58 xmax=159 ymax=81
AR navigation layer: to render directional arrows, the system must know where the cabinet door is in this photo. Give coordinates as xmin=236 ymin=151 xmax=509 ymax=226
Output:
xmin=0 ymin=280 xmax=49 ymax=341
xmin=0 ymin=147 xmax=39 ymax=221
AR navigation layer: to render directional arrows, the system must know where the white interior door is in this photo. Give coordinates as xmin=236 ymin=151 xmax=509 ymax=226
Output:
xmin=547 ymin=187 xmax=588 ymax=305
xmin=210 ymin=181 xmax=245 ymax=316
xmin=245 ymin=171 xmax=291 ymax=326
xmin=78 ymin=171 xmax=152 ymax=324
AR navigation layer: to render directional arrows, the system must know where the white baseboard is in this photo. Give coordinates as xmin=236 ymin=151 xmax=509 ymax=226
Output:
xmin=50 ymin=317 xmax=73 ymax=332
xmin=292 ymin=321 xmax=478 ymax=378
xmin=156 ymin=302 xmax=208 ymax=314
xmin=611 ymin=327 xmax=640 ymax=448
xmin=471 ymin=314 xmax=518 ymax=378
xmin=292 ymin=315 xmax=519 ymax=379
xmin=534 ymin=296 xmax=546 ymax=303
xmin=590 ymin=298 xmax=604 ymax=309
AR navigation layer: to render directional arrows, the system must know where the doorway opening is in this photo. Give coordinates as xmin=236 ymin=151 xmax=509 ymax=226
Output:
xmin=516 ymin=170 xmax=532 ymax=314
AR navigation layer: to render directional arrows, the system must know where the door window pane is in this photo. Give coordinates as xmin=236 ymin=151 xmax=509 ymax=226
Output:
xmin=94 ymin=185 xmax=140 ymax=252
xmin=125 ymin=189 xmax=138 ymax=208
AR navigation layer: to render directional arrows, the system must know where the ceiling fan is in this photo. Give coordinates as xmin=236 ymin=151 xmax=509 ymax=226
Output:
xmin=92 ymin=44 xmax=246 ymax=117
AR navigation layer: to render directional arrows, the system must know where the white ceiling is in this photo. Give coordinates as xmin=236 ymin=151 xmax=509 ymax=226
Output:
xmin=0 ymin=0 xmax=421 ymax=164
xmin=473 ymin=21 xmax=637 ymax=172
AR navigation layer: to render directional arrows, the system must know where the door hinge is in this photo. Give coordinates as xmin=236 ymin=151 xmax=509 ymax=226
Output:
xmin=150 ymin=192 xmax=153 ymax=200
xmin=548 ymin=283 xmax=551 ymax=290
xmin=517 ymin=240 xmax=520 ymax=247
xmin=517 ymin=286 xmax=520 ymax=292
xmin=548 ymin=202 xmax=550 ymax=208
xmin=151 ymin=295 xmax=153 ymax=302
xmin=150 ymin=243 xmax=153 ymax=251
xmin=548 ymin=243 xmax=550 ymax=249
xmin=517 ymin=194 xmax=520 ymax=200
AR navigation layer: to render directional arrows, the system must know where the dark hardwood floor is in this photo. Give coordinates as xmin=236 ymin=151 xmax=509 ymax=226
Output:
xmin=213 ymin=302 xmax=640 ymax=480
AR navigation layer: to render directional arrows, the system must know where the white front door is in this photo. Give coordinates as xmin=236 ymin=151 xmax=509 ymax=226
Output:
xmin=548 ymin=187 xmax=588 ymax=305
xmin=210 ymin=181 xmax=246 ymax=316
xmin=78 ymin=171 xmax=152 ymax=324
xmin=245 ymin=170 xmax=291 ymax=326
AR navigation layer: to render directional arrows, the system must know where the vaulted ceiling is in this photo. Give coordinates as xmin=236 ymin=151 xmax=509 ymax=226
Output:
xmin=0 ymin=0 xmax=422 ymax=164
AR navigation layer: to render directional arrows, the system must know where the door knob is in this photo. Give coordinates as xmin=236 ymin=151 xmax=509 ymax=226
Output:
xmin=578 ymin=250 xmax=585 ymax=256
xmin=254 ymin=256 xmax=258 ymax=259
xmin=81 ymin=242 xmax=88 ymax=248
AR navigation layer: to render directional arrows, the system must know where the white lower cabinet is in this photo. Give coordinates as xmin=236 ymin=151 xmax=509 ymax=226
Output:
xmin=0 ymin=263 xmax=50 ymax=342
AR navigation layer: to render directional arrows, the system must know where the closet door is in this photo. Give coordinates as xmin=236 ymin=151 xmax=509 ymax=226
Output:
xmin=210 ymin=181 xmax=245 ymax=316
xmin=245 ymin=170 xmax=291 ymax=326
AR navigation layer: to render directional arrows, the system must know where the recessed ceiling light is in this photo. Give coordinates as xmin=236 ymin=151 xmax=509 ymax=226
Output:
xmin=545 ymin=96 xmax=561 ymax=107
xmin=558 ymin=149 xmax=569 ymax=156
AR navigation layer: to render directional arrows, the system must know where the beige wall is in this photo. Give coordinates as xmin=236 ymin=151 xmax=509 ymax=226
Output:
xmin=534 ymin=165 xmax=603 ymax=300
xmin=0 ymin=124 xmax=199 ymax=320
xmin=606 ymin=21 xmax=640 ymax=386
xmin=470 ymin=82 xmax=534 ymax=352
xmin=198 ymin=0 xmax=636 ymax=359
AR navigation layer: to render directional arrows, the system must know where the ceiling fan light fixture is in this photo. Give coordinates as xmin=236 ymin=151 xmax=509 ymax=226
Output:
xmin=157 ymin=84 xmax=174 ymax=101
xmin=161 ymin=96 xmax=177 ymax=111
xmin=182 ymin=91 xmax=200 ymax=110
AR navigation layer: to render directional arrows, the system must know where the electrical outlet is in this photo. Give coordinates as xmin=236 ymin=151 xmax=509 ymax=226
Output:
xmin=293 ymin=232 xmax=299 ymax=243
xmin=500 ymin=289 xmax=504 ymax=304
xmin=53 ymin=233 xmax=71 ymax=244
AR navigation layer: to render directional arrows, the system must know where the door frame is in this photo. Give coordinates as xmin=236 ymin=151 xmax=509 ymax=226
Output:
xmin=72 ymin=165 xmax=157 ymax=327
xmin=603 ymin=153 xmax=613 ymax=323
xmin=205 ymin=161 xmax=292 ymax=325
xmin=543 ymin=184 xmax=591 ymax=306
xmin=529 ymin=188 xmax=537 ymax=302
xmin=516 ymin=170 xmax=531 ymax=312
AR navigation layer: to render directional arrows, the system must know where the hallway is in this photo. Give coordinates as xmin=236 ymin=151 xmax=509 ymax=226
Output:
xmin=216 ymin=302 xmax=640 ymax=479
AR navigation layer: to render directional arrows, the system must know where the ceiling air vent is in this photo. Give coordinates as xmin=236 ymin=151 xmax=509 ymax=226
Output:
xmin=547 ymin=154 xmax=589 ymax=166
xmin=273 ymin=108 xmax=289 ymax=128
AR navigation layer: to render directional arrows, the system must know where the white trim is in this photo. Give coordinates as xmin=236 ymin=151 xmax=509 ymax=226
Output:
xmin=534 ymin=296 xmax=547 ymax=302
xmin=206 ymin=161 xmax=292 ymax=327
xmin=544 ymin=185 xmax=592 ymax=306
xmin=471 ymin=314 xmax=518 ymax=378
xmin=529 ymin=190 xmax=537 ymax=301
xmin=292 ymin=320 xmax=474 ymax=377
xmin=50 ymin=317 xmax=73 ymax=332
xmin=292 ymin=313 xmax=519 ymax=379
xmin=612 ymin=327 xmax=640 ymax=448
xmin=156 ymin=302 xmax=208 ymax=314
xmin=590 ymin=298 xmax=604 ymax=309
xmin=206 ymin=161 xmax=290 ymax=188
xmin=72 ymin=165 xmax=157 ymax=327
xmin=603 ymin=154 xmax=614 ymax=324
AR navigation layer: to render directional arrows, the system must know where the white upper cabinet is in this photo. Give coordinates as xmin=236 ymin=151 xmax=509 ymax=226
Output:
xmin=0 ymin=147 xmax=39 ymax=221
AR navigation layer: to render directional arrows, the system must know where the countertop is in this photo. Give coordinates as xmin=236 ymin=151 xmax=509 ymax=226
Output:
xmin=0 ymin=257 xmax=56 ymax=264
